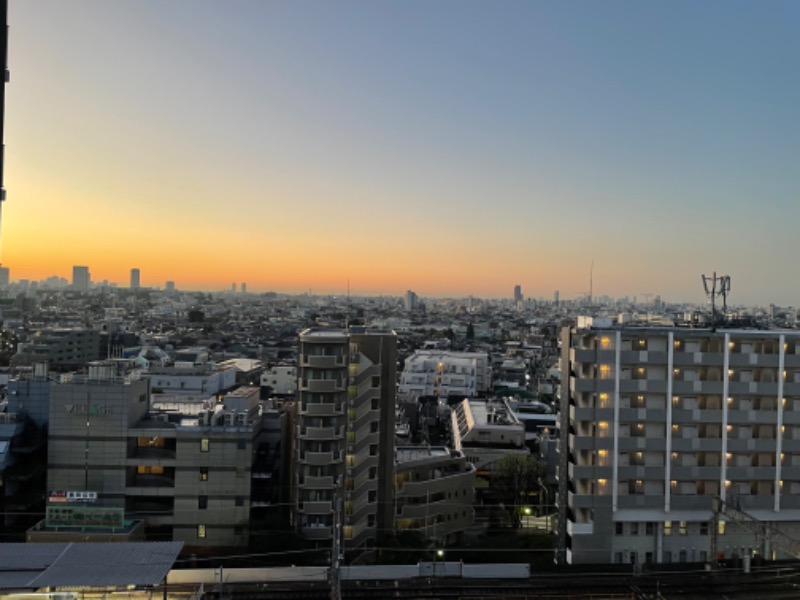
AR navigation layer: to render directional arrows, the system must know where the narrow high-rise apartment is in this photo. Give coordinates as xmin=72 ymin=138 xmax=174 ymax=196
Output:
xmin=130 ymin=268 xmax=140 ymax=289
xmin=292 ymin=328 xmax=396 ymax=552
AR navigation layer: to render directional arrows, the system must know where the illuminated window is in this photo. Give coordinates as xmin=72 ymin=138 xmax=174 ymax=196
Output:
xmin=679 ymin=521 xmax=687 ymax=535
xmin=200 ymin=438 xmax=210 ymax=452
xmin=598 ymin=422 xmax=610 ymax=438
xmin=600 ymin=337 xmax=611 ymax=349
xmin=598 ymin=450 xmax=609 ymax=466
xmin=664 ymin=521 xmax=672 ymax=536
xmin=718 ymin=520 xmax=725 ymax=535
xmin=197 ymin=524 xmax=207 ymax=538
xmin=200 ymin=467 xmax=208 ymax=481
xmin=599 ymin=365 xmax=612 ymax=380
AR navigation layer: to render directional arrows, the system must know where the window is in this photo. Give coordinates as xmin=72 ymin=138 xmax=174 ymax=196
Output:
xmin=237 ymin=439 xmax=246 ymax=450
xmin=200 ymin=438 xmax=210 ymax=452
xmin=645 ymin=522 xmax=654 ymax=536
xmin=199 ymin=495 xmax=208 ymax=510
xmin=235 ymin=496 xmax=244 ymax=507
xmin=197 ymin=524 xmax=207 ymax=538
xmin=664 ymin=521 xmax=672 ymax=536
xmin=200 ymin=467 xmax=208 ymax=481
xmin=631 ymin=522 xmax=639 ymax=536
xmin=615 ymin=522 xmax=623 ymax=535
xmin=679 ymin=520 xmax=687 ymax=535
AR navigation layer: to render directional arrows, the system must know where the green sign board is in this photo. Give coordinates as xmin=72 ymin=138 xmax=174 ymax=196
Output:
xmin=45 ymin=505 xmax=125 ymax=529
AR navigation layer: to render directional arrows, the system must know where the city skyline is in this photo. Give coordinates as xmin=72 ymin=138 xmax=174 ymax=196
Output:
xmin=3 ymin=1 xmax=799 ymax=304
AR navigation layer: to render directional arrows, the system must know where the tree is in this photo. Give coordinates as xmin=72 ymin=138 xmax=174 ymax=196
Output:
xmin=494 ymin=453 xmax=546 ymax=528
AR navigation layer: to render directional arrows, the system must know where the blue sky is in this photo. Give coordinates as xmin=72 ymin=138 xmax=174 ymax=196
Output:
xmin=4 ymin=1 xmax=799 ymax=304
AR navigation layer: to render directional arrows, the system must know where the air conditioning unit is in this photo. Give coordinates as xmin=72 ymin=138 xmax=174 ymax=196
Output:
xmin=236 ymin=412 xmax=247 ymax=426
xmin=224 ymin=412 xmax=236 ymax=426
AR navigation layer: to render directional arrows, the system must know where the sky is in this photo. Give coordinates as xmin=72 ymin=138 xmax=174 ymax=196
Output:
xmin=3 ymin=1 xmax=799 ymax=304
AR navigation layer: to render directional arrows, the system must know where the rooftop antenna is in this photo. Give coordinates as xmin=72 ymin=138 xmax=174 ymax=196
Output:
xmin=345 ymin=277 xmax=350 ymax=329
xmin=702 ymin=272 xmax=731 ymax=324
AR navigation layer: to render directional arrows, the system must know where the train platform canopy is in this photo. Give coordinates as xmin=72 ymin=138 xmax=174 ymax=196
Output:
xmin=0 ymin=542 xmax=184 ymax=590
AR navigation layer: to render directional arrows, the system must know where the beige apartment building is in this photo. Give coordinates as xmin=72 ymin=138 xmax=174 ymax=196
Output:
xmin=40 ymin=364 xmax=260 ymax=550
xmin=559 ymin=320 xmax=800 ymax=565
xmin=394 ymin=446 xmax=475 ymax=545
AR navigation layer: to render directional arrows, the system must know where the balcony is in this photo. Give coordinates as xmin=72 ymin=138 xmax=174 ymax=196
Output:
xmin=300 ymin=476 xmax=336 ymax=489
xmin=302 ymin=354 xmax=345 ymax=368
xmin=302 ymin=451 xmax=342 ymax=465
xmin=302 ymin=403 xmax=343 ymax=417
xmin=301 ymin=426 xmax=342 ymax=440
xmin=301 ymin=378 xmax=344 ymax=393
xmin=302 ymin=501 xmax=333 ymax=515
xmin=567 ymin=521 xmax=594 ymax=536
xmin=302 ymin=525 xmax=332 ymax=540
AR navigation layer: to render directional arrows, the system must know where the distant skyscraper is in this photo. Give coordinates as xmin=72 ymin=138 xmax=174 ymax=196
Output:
xmin=0 ymin=266 xmax=9 ymax=288
xmin=241 ymin=282 xmax=247 ymax=294
xmin=554 ymin=290 xmax=560 ymax=306
xmin=165 ymin=280 xmax=176 ymax=293
xmin=404 ymin=290 xmax=418 ymax=312
xmin=130 ymin=268 xmax=140 ymax=289
xmin=72 ymin=266 xmax=90 ymax=291
xmin=231 ymin=283 xmax=236 ymax=293
xmin=514 ymin=284 xmax=523 ymax=303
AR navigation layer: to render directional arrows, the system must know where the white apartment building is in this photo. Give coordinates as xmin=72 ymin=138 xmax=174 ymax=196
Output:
xmin=450 ymin=397 xmax=527 ymax=477
xmin=399 ymin=351 xmax=490 ymax=398
xmin=261 ymin=365 xmax=297 ymax=396
xmin=559 ymin=323 xmax=800 ymax=565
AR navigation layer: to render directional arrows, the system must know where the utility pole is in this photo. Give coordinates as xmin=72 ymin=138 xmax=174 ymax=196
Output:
xmin=329 ymin=494 xmax=342 ymax=600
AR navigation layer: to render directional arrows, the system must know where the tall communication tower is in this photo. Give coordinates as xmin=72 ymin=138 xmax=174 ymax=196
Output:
xmin=0 ymin=0 xmax=8 ymax=266
xmin=701 ymin=272 xmax=731 ymax=324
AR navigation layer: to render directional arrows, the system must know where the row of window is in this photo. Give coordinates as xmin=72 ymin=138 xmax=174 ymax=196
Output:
xmin=614 ymin=520 xmax=718 ymax=537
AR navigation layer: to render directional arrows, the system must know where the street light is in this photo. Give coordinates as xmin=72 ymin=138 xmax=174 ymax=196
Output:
xmin=523 ymin=506 xmax=532 ymax=529
xmin=538 ymin=478 xmax=551 ymax=532
xmin=433 ymin=548 xmax=445 ymax=577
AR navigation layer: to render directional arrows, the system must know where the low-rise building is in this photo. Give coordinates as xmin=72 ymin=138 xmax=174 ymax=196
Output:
xmin=394 ymin=446 xmax=475 ymax=545
xmin=399 ymin=351 xmax=490 ymax=398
